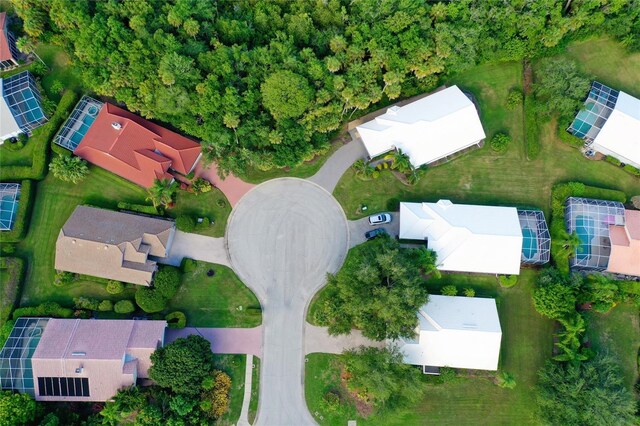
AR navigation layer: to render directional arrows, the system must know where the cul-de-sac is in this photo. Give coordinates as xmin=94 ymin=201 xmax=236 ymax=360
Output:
xmin=0 ymin=1 xmax=639 ymax=425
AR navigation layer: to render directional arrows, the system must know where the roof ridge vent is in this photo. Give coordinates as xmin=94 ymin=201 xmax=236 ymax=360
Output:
xmin=437 ymin=199 xmax=453 ymax=209
xmin=387 ymin=105 xmax=400 ymax=115
xmin=112 ymin=122 xmax=122 ymax=130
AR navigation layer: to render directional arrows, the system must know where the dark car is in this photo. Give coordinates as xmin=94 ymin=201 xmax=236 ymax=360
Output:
xmin=365 ymin=227 xmax=388 ymax=240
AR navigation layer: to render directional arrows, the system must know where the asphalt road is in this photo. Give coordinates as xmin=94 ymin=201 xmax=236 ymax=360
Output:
xmin=226 ymin=178 xmax=349 ymax=426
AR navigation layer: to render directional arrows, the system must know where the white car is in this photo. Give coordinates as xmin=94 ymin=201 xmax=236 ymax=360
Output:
xmin=368 ymin=213 xmax=392 ymax=226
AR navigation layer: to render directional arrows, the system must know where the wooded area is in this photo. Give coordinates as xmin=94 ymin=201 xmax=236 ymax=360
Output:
xmin=12 ymin=0 xmax=639 ymax=173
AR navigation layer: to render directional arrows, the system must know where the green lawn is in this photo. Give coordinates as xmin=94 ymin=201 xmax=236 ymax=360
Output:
xmin=168 ymin=188 xmax=231 ymax=238
xmin=166 ymin=261 xmax=261 ymax=328
xmin=585 ymin=303 xmax=640 ymax=390
xmin=248 ymin=357 xmax=260 ymax=424
xmin=214 ymin=354 xmax=246 ymax=426
xmin=306 ymin=270 xmax=555 ymax=425
xmin=35 ymin=44 xmax=84 ymax=103
xmin=0 ymin=258 xmax=24 ymax=325
xmin=334 ymin=57 xmax=640 ymax=220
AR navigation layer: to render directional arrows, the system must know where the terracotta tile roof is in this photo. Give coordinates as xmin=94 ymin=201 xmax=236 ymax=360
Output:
xmin=0 ymin=13 xmax=15 ymax=62
xmin=74 ymin=103 xmax=201 ymax=187
xmin=55 ymin=206 xmax=176 ymax=286
xmin=607 ymin=210 xmax=640 ymax=277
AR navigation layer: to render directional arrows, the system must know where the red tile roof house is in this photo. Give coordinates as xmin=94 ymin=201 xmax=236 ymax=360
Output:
xmin=0 ymin=12 xmax=20 ymax=70
xmin=73 ymin=102 xmax=202 ymax=188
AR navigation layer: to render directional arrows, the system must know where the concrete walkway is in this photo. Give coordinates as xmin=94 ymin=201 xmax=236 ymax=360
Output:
xmin=308 ymin=138 xmax=367 ymax=193
xmin=161 ymin=230 xmax=231 ymax=267
xmin=237 ymin=354 xmax=254 ymax=426
xmin=195 ymin=161 xmax=255 ymax=207
xmin=165 ymin=326 xmax=263 ymax=358
xmin=227 ymin=178 xmax=349 ymax=426
xmin=304 ymin=324 xmax=385 ymax=355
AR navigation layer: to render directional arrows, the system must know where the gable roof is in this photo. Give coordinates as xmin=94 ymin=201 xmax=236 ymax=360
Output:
xmin=592 ymin=91 xmax=640 ymax=169
xmin=398 ymin=295 xmax=502 ymax=370
xmin=0 ymin=12 xmax=15 ymax=62
xmin=356 ymin=86 xmax=486 ymax=167
xmin=607 ymin=209 xmax=640 ymax=277
xmin=55 ymin=206 xmax=175 ymax=285
xmin=74 ymin=103 xmax=201 ymax=187
xmin=400 ymin=200 xmax=523 ymax=275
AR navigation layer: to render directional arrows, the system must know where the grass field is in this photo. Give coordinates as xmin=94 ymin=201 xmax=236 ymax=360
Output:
xmin=585 ymin=304 xmax=640 ymax=390
xmin=168 ymin=188 xmax=231 ymax=238
xmin=166 ymin=261 xmax=261 ymax=328
xmin=306 ymin=270 xmax=555 ymax=425
xmin=334 ymin=58 xmax=640 ymax=220
xmin=214 ymin=354 xmax=246 ymax=426
xmin=248 ymin=357 xmax=260 ymax=424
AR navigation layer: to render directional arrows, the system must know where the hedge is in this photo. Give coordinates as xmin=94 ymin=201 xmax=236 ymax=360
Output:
xmin=524 ymin=95 xmax=541 ymax=160
xmin=0 ymin=180 xmax=34 ymax=243
xmin=153 ymin=266 xmax=182 ymax=299
xmin=117 ymin=201 xmax=160 ymax=215
xmin=623 ymin=164 xmax=640 ymax=177
xmin=135 ymin=287 xmax=167 ymax=313
xmin=0 ymin=90 xmax=78 ymax=181
xmin=12 ymin=302 xmax=74 ymax=319
xmin=550 ymin=182 xmax=627 ymax=275
xmin=180 ymin=258 xmax=197 ymax=273
xmin=114 ymin=300 xmax=135 ymax=314
xmin=0 ymin=257 xmax=25 ymax=325
xmin=165 ymin=311 xmax=187 ymax=329
xmin=604 ymin=156 xmax=622 ymax=166
xmin=557 ymin=126 xmax=584 ymax=148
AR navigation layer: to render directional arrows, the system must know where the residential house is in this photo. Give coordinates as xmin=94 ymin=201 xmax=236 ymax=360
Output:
xmin=55 ymin=205 xmax=176 ymax=286
xmin=0 ymin=12 xmax=19 ymax=70
xmin=1 ymin=71 xmax=47 ymax=141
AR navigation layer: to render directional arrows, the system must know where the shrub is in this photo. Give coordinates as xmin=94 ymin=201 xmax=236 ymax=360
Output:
xmin=106 ymin=280 xmax=125 ymax=294
xmin=165 ymin=311 xmax=187 ymax=329
xmin=557 ymin=128 xmax=584 ymax=147
xmin=496 ymin=371 xmax=516 ymax=389
xmin=116 ymin=201 xmax=159 ymax=215
xmin=498 ymin=275 xmax=518 ymax=288
xmin=154 ymin=266 xmax=182 ymax=299
xmin=114 ymin=300 xmax=135 ymax=314
xmin=322 ymin=390 xmax=341 ymax=411
xmin=619 ymin=281 xmax=640 ymax=295
xmin=196 ymin=217 xmax=211 ymax=229
xmin=604 ymin=156 xmax=622 ymax=166
xmin=98 ymin=300 xmax=113 ymax=312
xmin=74 ymin=297 xmax=100 ymax=311
xmin=3 ymin=140 xmax=24 ymax=151
xmin=200 ymin=370 xmax=232 ymax=418
xmin=463 ymin=288 xmax=475 ymax=297
xmin=216 ymin=199 xmax=226 ymax=208
xmin=53 ymin=271 xmax=75 ymax=287
xmin=175 ymin=215 xmax=196 ymax=232
xmin=623 ymin=164 xmax=640 ymax=177
xmin=191 ymin=177 xmax=212 ymax=194
xmin=506 ymin=89 xmax=523 ymax=110
xmin=13 ymin=302 xmax=74 ymax=319
xmin=441 ymin=285 xmax=458 ymax=296
xmin=490 ymin=132 xmax=511 ymax=153
xmin=439 ymin=367 xmax=457 ymax=384
xmin=1 ymin=244 xmax=15 ymax=254
xmin=135 ymin=288 xmax=167 ymax=313
xmin=180 ymin=258 xmax=197 ymax=273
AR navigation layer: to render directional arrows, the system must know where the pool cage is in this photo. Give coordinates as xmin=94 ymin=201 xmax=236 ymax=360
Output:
xmin=0 ymin=182 xmax=21 ymax=231
xmin=0 ymin=318 xmax=49 ymax=396
xmin=567 ymin=81 xmax=618 ymax=143
xmin=1 ymin=71 xmax=48 ymax=135
xmin=53 ymin=95 xmax=104 ymax=151
xmin=517 ymin=209 xmax=550 ymax=265
xmin=564 ymin=197 xmax=626 ymax=271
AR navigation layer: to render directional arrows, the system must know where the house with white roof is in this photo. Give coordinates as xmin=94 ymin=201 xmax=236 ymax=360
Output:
xmin=396 ymin=295 xmax=502 ymax=371
xmin=568 ymin=81 xmax=640 ymax=169
xmin=356 ymin=86 xmax=486 ymax=168
xmin=400 ymin=200 xmax=523 ymax=275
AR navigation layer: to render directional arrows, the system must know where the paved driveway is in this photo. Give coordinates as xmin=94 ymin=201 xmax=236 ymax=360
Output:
xmin=195 ymin=161 xmax=255 ymax=207
xmin=348 ymin=213 xmax=400 ymax=248
xmin=308 ymin=138 xmax=367 ymax=193
xmin=161 ymin=230 xmax=230 ymax=267
xmin=165 ymin=326 xmax=262 ymax=358
xmin=227 ymin=178 xmax=349 ymax=426
xmin=304 ymin=324 xmax=385 ymax=355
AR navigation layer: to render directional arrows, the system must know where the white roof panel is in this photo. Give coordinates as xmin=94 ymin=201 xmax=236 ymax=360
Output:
xmin=400 ymin=201 xmax=523 ymax=275
xmin=0 ymin=79 xmax=21 ymax=141
xmin=356 ymin=86 xmax=486 ymax=166
xmin=592 ymin=91 xmax=640 ymax=169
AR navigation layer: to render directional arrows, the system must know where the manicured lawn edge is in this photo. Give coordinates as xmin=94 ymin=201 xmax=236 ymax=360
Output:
xmin=248 ymin=357 xmax=260 ymax=424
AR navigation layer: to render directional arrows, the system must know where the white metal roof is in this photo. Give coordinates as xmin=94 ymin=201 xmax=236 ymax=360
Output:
xmin=592 ymin=91 xmax=640 ymax=169
xmin=356 ymin=86 xmax=486 ymax=167
xmin=400 ymin=200 xmax=522 ymax=275
xmin=398 ymin=295 xmax=502 ymax=370
xmin=0 ymin=78 xmax=21 ymax=141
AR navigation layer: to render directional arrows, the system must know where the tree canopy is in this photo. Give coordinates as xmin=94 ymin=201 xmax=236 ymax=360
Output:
xmin=536 ymin=356 xmax=636 ymax=425
xmin=11 ymin=0 xmax=639 ymax=174
xmin=534 ymin=58 xmax=591 ymax=119
xmin=48 ymin=155 xmax=89 ymax=184
xmin=0 ymin=391 xmax=36 ymax=426
xmin=314 ymin=235 xmax=435 ymax=340
xmin=532 ymin=268 xmax=580 ymax=320
xmin=149 ymin=334 xmax=214 ymax=396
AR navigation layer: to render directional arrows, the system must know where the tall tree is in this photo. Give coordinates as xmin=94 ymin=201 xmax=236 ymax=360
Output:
xmin=145 ymin=179 xmax=177 ymax=209
xmin=0 ymin=391 xmax=36 ymax=426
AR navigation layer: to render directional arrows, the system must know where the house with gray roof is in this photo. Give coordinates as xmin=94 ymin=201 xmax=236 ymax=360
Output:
xmin=55 ymin=205 xmax=176 ymax=285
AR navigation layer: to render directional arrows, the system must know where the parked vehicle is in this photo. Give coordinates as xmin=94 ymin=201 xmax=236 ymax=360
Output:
xmin=365 ymin=227 xmax=388 ymax=240
xmin=368 ymin=213 xmax=392 ymax=226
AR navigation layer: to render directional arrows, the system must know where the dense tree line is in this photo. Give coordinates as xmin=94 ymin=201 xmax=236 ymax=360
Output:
xmin=11 ymin=0 xmax=639 ymax=173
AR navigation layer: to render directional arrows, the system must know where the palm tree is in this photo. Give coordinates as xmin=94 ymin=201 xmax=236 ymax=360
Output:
xmin=146 ymin=178 xmax=177 ymax=209
xmin=352 ymin=159 xmax=379 ymax=180
xmin=496 ymin=371 xmax=516 ymax=389
xmin=49 ymin=155 xmax=89 ymax=184
xmin=384 ymin=149 xmax=413 ymax=174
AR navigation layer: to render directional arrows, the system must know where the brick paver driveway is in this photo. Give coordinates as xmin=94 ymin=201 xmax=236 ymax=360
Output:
xmin=226 ymin=178 xmax=349 ymax=426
